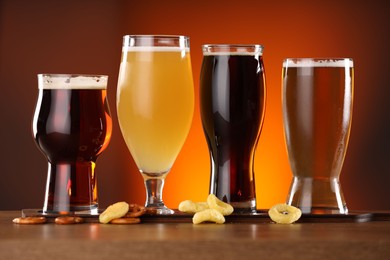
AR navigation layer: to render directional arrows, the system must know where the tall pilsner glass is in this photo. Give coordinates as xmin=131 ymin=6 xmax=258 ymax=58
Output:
xmin=200 ymin=45 xmax=266 ymax=213
xmin=117 ymin=35 xmax=194 ymax=214
xmin=283 ymin=58 xmax=354 ymax=214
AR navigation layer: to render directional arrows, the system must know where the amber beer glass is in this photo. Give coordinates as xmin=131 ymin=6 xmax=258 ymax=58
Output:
xmin=283 ymin=58 xmax=354 ymax=214
xmin=33 ymin=74 xmax=112 ymax=214
xmin=117 ymin=35 xmax=194 ymax=214
xmin=200 ymin=45 xmax=266 ymax=213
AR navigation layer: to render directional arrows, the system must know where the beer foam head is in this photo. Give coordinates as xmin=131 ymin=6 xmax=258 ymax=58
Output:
xmin=283 ymin=58 xmax=354 ymax=68
xmin=203 ymin=51 xmax=261 ymax=56
xmin=202 ymin=44 xmax=263 ymax=56
xmin=38 ymin=74 xmax=108 ymax=89
xmin=123 ymin=46 xmax=190 ymax=52
xmin=122 ymin=35 xmax=190 ymax=52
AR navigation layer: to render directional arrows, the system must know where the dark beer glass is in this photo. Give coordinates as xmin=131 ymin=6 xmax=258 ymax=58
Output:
xmin=283 ymin=58 xmax=354 ymax=214
xmin=200 ymin=45 xmax=266 ymax=213
xmin=33 ymin=74 xmax=112 ymax=214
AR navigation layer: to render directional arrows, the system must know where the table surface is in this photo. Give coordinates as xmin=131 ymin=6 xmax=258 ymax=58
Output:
xmin=1 ymin=211 xmax=389 ymax=259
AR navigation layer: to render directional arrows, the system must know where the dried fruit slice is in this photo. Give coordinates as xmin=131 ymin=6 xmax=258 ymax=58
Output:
xmin=125 ymin=204 xmax=146 ymax=217
xmin=55 ymin=216 xmax=84 ymax=225
xmin=99 ymin=201 xmax=130 ymax=224
xmin=12 ymin=217 xmax=47 ymax=224
xmin=110 ymin=217 xmax=141 ymax=224
xmin=207 ymin=194 xmax=234 ymax=216
xmin=268 ymin=203 xmax=302 ymax=224
xmin=178 ymin=200 xmax=209 ymax=213
xmin=192 ymin=209 xmax=225 ymax=224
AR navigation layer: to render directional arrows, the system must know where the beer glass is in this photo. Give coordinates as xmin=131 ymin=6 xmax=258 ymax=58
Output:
xmin=282 ymin=58 xmax=354 ymax=214
xmin=117 ymin=35 xmax=194 ymax=214
xmin=33 ymin=74 xmax=112 ymax=214
xmin=200 ymin=45 xmax=266 ymax=213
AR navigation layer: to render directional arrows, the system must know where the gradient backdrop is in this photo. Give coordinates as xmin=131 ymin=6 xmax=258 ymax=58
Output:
xmin=0 ymin=0 xmax=389 ymax=211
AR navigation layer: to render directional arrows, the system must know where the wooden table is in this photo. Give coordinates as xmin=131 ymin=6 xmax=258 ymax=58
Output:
xmin=0 ymin=211 xmax=389 ymax=259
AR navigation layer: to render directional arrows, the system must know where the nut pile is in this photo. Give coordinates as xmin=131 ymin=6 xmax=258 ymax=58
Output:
xmin=178 ymin=194 xmax=234 ymax=224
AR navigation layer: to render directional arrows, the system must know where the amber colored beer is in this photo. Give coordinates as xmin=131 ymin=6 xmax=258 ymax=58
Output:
xmin=283 ymin=58 xmax=353 ymax=214
xmin=200 ymin=45 xmax=266 ymax=213
xmin=33 ymin=74 xmax=112 ymax=214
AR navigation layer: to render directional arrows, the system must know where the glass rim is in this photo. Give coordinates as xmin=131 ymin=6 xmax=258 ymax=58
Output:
xmin=37 ymin=74 xmax=108 ymax=90
xmin=37 ymin=73 xmax=108 ymax=78
xmin=123 ymin=35 xmax=189 ymax=40
xmin=283 ymin=57 xmax=353 ymax=61
xmin=283 ymin=58 xmax=354 ymax=67
xmin=202 ymin=44 xmax=263 ymax=55
xmin=123 ymin=35 xmax=190 ymax=50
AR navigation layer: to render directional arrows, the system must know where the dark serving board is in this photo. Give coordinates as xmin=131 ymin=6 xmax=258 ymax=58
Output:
xmin=20 ymin=209 xmax=390 ymax=224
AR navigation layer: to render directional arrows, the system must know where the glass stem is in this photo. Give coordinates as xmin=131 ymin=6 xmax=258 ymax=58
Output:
xmin=144 ymin=177 xmax=166 ymax=208
xmin=141 ymin=172 xmax=174 ymax=214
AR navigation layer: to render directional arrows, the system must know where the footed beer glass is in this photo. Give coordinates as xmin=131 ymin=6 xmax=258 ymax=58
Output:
xmin=33 ymin=74 xmax=112 ymax=214
xmin=282 ymin=58 xmax=354 ymax=214
xmin=117 ymin=35 xmax=194 ymax=214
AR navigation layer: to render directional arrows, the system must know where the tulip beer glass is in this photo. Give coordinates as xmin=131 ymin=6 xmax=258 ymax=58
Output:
xmin=282 ymin=58 xmax=354 ymax=214
xmin=200 ymin=45 xmax=266 ymax=213
xmin=33 ymin=74 xmax=112 ymax=214
xmin=117 ymin=35 xmax=194 ymax=214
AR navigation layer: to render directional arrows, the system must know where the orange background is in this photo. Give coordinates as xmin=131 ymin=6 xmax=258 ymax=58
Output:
xmin=0 ymin=0 xmax=389 ymax=211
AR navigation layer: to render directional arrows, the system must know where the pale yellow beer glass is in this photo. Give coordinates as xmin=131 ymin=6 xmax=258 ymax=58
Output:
xmin=117 ymin=35 xmax=194 ymax=214
xmin=283 ymin=58 xmax=354 ymax=214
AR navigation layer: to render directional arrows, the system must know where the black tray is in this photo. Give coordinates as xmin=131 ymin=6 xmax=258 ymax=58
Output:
xmin=21 ymin=209 xmax=390 ymax=224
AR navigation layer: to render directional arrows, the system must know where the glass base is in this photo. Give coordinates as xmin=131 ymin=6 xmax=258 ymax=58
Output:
xmin=146 ymin=206 xmax=175 ymax=215
xmin=287 ymin=177 xmax=348 ymax=214
xmin=42 ymin=204 xmax=99 ymax=215
xmin=301 ymin=207 xmax=349 ymax=215
xmin=230 ymin=199 xmax=257 ymax=214
xmin=22 ymin=207 xmax=100 ymax=218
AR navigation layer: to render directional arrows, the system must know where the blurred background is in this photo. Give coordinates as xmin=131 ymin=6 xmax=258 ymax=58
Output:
xmin=0 ymin=0 xmax=389 ymax=211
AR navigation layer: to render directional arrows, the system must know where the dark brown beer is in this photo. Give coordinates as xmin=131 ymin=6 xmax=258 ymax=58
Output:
xmin=33 ymin=75 xmax=112 ymax=214
xmin=200 ymin=49 xmax=266 ymax=213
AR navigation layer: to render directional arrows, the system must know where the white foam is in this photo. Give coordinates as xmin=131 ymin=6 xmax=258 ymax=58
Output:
xmin=123 ymin=46 xmax=190 ymax=52
xmin=202 ymin=45 xmax=263 ymax=56
xmin=203 ymin=52 xmax=262 ymax=56
xmin=283 ymin=59 xmax=353 ymax=68
xmin=38 ymin=74 xmax=108 ymax=89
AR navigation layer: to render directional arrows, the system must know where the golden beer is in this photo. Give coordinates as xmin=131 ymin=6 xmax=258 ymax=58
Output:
xmin=117 ymin=47 xmax=194 ymax=174
xmin=116 ymin=36 xmax=194 ymax=214
xmin=283 ymin=58 xmax=353 ymax=214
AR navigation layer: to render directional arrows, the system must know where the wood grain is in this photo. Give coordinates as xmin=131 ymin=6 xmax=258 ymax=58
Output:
xmin=2 ymin=211 xmax=389 ymax=259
